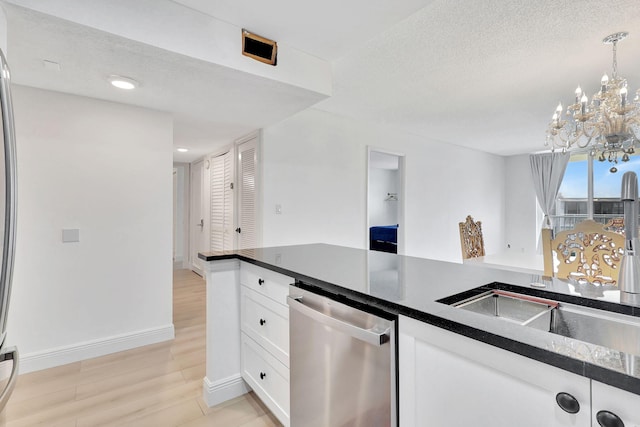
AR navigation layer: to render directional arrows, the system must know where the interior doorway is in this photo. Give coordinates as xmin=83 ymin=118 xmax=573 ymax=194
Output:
xmin=367 ymin=148 xmax=405 ymax=254
xmin=189 ymin=159 xmax=207 ymax=275
xmin=186 ymin=132 xmax=261 ymax=274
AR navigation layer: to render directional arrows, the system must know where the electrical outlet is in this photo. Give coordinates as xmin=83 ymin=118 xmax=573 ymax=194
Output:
xmin=276 ymin=204 xmax=282 ymax=214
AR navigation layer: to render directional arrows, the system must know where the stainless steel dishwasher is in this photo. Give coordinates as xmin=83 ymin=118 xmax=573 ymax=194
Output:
xmin=287 ymin=285 xmax=396 ymax=427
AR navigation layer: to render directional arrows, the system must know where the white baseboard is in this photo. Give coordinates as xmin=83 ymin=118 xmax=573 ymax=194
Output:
xmin=19 ymin=324 xmax=175 ymax=374
xmin=202 ymin=374 xmax=250 ymax=407
xmin=173 ymin=256 xmax=185 ymax=270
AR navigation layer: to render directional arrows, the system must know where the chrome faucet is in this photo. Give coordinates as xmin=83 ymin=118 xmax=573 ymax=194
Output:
xmin=619 ymin=171 xmax=640 ymax=300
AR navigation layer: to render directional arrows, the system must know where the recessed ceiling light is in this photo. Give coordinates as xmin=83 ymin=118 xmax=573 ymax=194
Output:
xmin=108 ymin=75 xmax=139 ymax=90
xmin=177 ymin=148 xmax=189 ymax=153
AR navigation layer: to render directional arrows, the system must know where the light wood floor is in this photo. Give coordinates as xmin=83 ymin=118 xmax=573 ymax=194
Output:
xmin=3 ymin=269 xmax=282 ymax=427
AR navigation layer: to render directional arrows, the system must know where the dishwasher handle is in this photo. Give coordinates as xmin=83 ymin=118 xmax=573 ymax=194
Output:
xmin=287 ymin=295 xmax=390 ymax=346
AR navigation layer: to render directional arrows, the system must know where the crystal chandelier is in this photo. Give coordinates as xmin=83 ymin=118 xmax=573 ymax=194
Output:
xmin=545 ymin=32 xmax=640 ymax=173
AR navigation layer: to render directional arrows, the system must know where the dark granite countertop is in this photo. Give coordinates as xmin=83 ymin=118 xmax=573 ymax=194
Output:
xmin=199 ymin=243 xmax=640 ymax=396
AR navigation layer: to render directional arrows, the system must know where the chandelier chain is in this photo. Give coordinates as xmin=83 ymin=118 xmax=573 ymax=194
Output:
xmin=612 ymin=40 xmax=618 ymax=79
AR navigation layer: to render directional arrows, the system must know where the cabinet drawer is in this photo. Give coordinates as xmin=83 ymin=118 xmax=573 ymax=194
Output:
xmin=241 ymin=333 xmax=290 ymax=427
xmin=241 ymin=286 xmax=289 ymax=367
xmin=240 ymin=262 xmax=292 ymax=306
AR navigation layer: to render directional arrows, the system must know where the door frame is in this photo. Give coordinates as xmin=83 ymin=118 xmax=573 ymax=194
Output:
xmin=173 ymin=167 xmax=177 ymax=265
xmin=173 ymin=162 xmax=191 ymax=270
xmin=189 ymin=158 xmax=206 ymax=275
xmin=366 ymin=146 xmax=406 ymax=255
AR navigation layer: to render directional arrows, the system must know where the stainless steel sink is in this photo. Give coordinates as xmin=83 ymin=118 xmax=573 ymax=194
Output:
xmin=452 ymin=290 xmax=640 ymax=357
xmin=552 ymin=304 xmax=640 ymax=357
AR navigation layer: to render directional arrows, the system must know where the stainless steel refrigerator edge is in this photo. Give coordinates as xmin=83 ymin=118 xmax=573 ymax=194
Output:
xmin=0 ymin=47 xmax=19 ymax=414
xmin=288 ymin=286 xmax=396 ymax=427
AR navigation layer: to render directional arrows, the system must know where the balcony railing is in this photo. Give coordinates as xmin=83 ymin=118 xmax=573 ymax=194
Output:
xmin=549 ymin=214 xmax=625 ymax=235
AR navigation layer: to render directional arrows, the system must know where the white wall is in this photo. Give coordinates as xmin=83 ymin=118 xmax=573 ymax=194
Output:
xmin=504 ymin=154 xmax=538 ymax=253
xmin=6 ymin=86 xmax=174 ymax=372
xmin=369 ymin=168 xmax=398 ymax=226
xmin=262 ymin=108 xmax=506 ymax=262
xmin=0 ymin=4 xmax=6 ymax=55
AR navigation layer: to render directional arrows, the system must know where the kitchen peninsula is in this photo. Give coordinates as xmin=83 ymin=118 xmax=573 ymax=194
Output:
xmin=199 ymin=243 xmax=640 ymax=426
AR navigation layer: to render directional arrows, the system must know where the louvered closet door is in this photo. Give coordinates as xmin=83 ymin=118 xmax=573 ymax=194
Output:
xmin=238 ymin=138 xmax=258 ymax=250
xmin=210 ymin=151 xmax=233 ymax=252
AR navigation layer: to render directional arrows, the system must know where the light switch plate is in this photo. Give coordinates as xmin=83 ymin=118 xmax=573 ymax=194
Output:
xmin=62 ymin=229 xmax=80 ymax=243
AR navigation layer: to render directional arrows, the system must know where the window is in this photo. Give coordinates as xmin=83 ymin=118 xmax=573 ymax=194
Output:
xmin=553 ymin=152 xmax=640 ymax=234
xmin=563 ymin=201 xmax=588 ymax=215
xmin=594 ymin=201 xmax=624 ymax=215
xmin=554 ymin=154 xmax=588 ymax=233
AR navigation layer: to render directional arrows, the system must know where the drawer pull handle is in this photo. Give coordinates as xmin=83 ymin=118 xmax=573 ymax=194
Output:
xmin=555 ymin=392 xmax=580 ymax=414
xmin=596 ymin=410 xmax=625 ymax=427
xmin=259 ymin=372 xmax=266 ymax=380
xmin=259 ymin=318 xmax=266 ymax=326
xmin=258 ymin=278 xmax=264 ymax=286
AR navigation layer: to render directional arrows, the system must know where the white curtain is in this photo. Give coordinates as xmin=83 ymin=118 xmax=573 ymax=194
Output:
xmin=530 ymin=152 xmax=570 ymax=248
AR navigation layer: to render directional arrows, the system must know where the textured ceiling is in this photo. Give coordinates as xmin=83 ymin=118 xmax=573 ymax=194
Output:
xmin=316 ymin=0 xmax=640 ymax=155
xmin=170 ymin=0 xmax=435 ymax=61
xmin=6 ymin=0 xmax=640 ymax=159
xmin=3 ymin=4 xmax=327 ymax=162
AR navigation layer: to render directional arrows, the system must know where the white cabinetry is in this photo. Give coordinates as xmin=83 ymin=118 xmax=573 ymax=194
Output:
xmin=399 ymin=315 xmax=591 ymax=426
xmin=592 ymin=381 xmax=640 ymax=427
xmin=240 ymin=262 xmax=292 ymax=427
xmin=241 ymin=287 xmax=289 ymax=366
